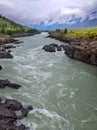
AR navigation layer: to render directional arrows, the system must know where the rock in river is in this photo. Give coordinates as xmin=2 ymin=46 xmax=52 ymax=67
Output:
xmin=0 ymin=79 xmax=22 ymax=89
xmin=43 ymin=43 xmax=65 ymax=52
xmin=0 ymin=65 xmax=2 ymax=71
xmin=0 ymin=48 xmax=13 ymax=58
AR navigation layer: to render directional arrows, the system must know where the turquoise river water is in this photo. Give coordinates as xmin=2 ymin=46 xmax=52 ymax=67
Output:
xmin=0 ymin=33 xmax=97 ymax=130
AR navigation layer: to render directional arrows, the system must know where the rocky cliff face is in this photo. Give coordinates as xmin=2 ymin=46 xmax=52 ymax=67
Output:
xmin=64 ymin=42 xmax=97 ymax=66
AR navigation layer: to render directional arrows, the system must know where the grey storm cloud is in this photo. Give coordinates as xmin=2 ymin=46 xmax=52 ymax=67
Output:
xmin=0 ymin=0 xmax=97 ymax=24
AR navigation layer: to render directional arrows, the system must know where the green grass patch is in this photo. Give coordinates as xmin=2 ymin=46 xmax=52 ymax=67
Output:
xmin=0 ymin=15 xmax=38 ymax=36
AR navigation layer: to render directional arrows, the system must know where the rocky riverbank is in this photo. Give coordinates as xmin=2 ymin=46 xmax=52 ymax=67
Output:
xmin=0 ymin=35 xmax=33 ymax=129
xmin=64 ymin=41 xmax=97 ymax=66
xmin=0 ymin=36 xmax=23 ymax=59
xmin=48 ymin=32 xmax=72 ymax=43
xmin=0 ymin=36 xmax=15 ymax=45
xmin=0 ymin=80 xmax=33 ymax=130
xmin=0 ymin=98 xmax=33 ymax=130
xmin=49 ymin=32 xmax=97 ymax=66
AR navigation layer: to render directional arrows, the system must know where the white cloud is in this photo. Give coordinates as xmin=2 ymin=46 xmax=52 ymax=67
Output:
xmin=0 ymin=0 xmax=13 ymax=7
xmin=0 ymin=0 xmax=97 ymax=24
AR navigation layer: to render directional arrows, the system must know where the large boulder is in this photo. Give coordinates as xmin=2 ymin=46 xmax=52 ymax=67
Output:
xmin=0 ymin=99 xmax=33 ymax=130
xmin=43 ymin=44 xmax=56 ymax=52
xmin=43 ymin=43 xmax=65 ymax=52
xmin=0 ymin=49 xmax=13 ymax=59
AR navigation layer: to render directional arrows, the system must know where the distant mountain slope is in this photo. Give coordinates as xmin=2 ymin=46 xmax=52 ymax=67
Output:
xmin=28 ymin=11 xmax=97 ymax=30
xmin=0 ymin=15 xmax=38 ymax=36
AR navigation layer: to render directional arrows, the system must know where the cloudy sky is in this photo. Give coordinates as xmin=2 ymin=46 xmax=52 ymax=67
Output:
xmin=0 ymin=0 xmax=97 ymax=25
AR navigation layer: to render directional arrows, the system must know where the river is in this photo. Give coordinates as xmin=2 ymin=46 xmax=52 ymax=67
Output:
xmin=0 ymin=33 xmax=97 ymax=130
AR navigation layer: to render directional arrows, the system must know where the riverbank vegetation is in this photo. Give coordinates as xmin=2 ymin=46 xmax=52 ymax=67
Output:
xmin=0 ymin=14 xmax=38 ymax=37
xmin=50 ymin=27 xmax=97 ymax=42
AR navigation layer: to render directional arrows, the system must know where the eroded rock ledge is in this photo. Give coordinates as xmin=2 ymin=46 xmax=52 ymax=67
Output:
xmin=0 ymin=98 xmax=33 ymax=130
xmin=64 ymin=42 xmax=97 ymax=66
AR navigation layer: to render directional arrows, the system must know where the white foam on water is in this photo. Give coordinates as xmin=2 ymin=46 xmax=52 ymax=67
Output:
xmin=29 ymin=108 xmax=75 ymax=130
xmin=17 ymin=119 xmax=38 ymax=130
xmin=31 ymin=108 xmax=70 ymax=124
xmin=58 ymin=89 xmax=67 ymax=97
xmin=71 ymin=73 xmax=78 ymax=80
xmin=94 ymin=107 xmax=97 ymax=110
xmin=69 ymin=92 xmax=75 ymax=99
xmin=81 ymin=117 xmax=94 ymax=123
xmin=57 ymin=83 xmax=64 ymax=87
xmin=47 ymin=63 xmax=53 ymax=67
xmin=31 ymin=70 xmax=52 ymax=82
xmin=72 ymin=104 xmax=76 ymax=111
xmin=21 ymin=92 xmax=33 ymax=99
xmin=27 ymin=122 xmax=38 ymax=130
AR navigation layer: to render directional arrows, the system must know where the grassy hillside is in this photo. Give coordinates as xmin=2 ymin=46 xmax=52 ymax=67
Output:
xmin=50 ymin=27 xmax=97 ymax=42
xmin=0 ymin=15 xmax=38 ymax=37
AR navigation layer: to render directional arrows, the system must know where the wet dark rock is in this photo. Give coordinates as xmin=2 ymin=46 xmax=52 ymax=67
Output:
xmin=49 ymin=43 xmax=58 ymax=47
xmin=0 ymin=48 xmax=13 ymax=59
xmin=8 ymin=50 xmax=11 ymax=53
xmin=0 ymin=79 xmax=22 ymax=89
xmin=0 ymin=65 xmax=2 ymax=70
xmin=5 ymin=99 xmax=22 ymax=111
xmin=64 ymin=44 xmax=97 ymax=66
xmin=26 ymin=105 xmax=33 ymax=111
xmin=64 ymin=45 xmax=74 ymax=58
xmin=43 ymin=43 xmax=65 ymax=52
xmin=57 ymin=46 xmax=61 ymax=51
xmin=21 ymin=108 xmax=28 ymax=118
xmin=8 ymin=82 xmax=22 ymax=89
xmin=0 ymin=99 xmax=32 ymax=130
xmin=3 ymin=45 xmax=16 ymax=49
xmin=18 ymin=124 xmax=27 ymax=130
xmin=0 ymin=105 xmax=17 ymax=119
xmin=14 ymin=40 xmax=23 ymax=44
xmin=17 ymin=105 xmax=33 ymax=119
xmin=43 ymin=44 xmax=56 ymax=52
xmin=60 ymin=45 xmax=66 ymax=50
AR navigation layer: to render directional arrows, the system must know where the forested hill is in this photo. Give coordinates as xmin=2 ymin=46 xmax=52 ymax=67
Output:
xmin=0 ymin=15 xmax=38 ymax=36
